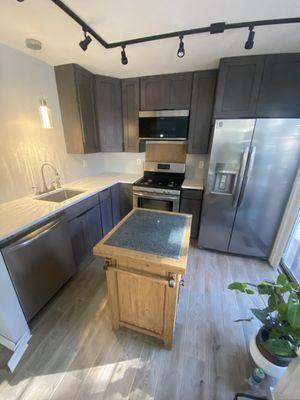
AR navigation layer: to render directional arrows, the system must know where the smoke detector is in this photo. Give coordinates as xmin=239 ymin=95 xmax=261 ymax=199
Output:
xmin=25 ymin=38 xmax=42 ymax=50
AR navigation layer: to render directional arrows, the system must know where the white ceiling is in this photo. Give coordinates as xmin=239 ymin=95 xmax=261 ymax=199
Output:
xmin=1 ymin=0 xmax=300 ymax=78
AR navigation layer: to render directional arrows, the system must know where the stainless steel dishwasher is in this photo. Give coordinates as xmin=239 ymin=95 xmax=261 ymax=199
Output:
xmin=1 ymin=216 xmax=76 ymax=322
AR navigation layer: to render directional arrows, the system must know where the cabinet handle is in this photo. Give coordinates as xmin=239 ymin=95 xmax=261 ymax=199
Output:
xmin=180 ymin=279 xmax=185 ymax=287
xmin=103 ymin=259 xmax=110 ymax=271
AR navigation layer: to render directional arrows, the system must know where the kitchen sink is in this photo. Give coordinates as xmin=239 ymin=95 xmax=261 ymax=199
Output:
xmin=36 ymin=189 xmax=84 ymax=203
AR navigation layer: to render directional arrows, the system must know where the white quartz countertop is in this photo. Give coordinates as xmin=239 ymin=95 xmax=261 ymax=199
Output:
xmin=182 ymin=178 xmax=204 ymax=190
xmin=0 ymin=172 xmax=142 ymax=244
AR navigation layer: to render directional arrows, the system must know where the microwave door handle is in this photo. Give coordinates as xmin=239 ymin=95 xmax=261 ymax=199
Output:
xmin=232 ymin=146 xmax=250 ymax=208
xmin=237 ymin=145 xmax=256 ymax=208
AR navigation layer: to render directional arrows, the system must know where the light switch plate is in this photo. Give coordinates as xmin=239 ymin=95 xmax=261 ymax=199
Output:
xmin=136 ymin=158 xmax=142 ymax=166
xmin=198 ymin=160 xmax=205 ymax=169
xmin=83 ymin=160 xmax=87 ymax=168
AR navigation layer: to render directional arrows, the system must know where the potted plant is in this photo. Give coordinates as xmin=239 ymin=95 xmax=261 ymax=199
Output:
xmin=228 ymin=273 xmax=300 ymax=377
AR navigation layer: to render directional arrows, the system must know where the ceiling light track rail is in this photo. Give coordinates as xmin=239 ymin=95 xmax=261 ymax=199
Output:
xmin=48 ymin=0 xmax=300 ymax=49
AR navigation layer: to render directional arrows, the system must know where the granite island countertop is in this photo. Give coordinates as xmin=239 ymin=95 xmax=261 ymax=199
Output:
xmin=94 ymin=208 xmax=192 ymax=273
xmin=0 ymin=172 xmax=142 ymax=244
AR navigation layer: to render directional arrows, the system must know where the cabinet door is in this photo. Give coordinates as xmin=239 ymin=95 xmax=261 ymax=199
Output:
xmin=122 ymin=78 xmax=140 ymax=152
xmin=140 ymin=73 xmax=192 ymax=110
xmin=68 ymin=215 xmax=87 ymax=265
xmin=84 ymin=205 xmax=103 ymax=252
xmin=256 ymin=54 xmax=300 ymax=118
xmin=100 ymin=189 xmax=114 ymax=235
xmin=111 ymin=184 xmax=121 ymax=226
xmin=55 ymin=64 xmax=99 ymax=154
xmin=213 ymin=56 xmax=265 ymax=118
xmin=75 ymin=65 xmax=99 ymax=153
xmin=188 ymin=70 xmax=217 ymax=154
xmin=167 ymin=73 xmax=193 ymax=109
xmin=94 ymin=75 xmax=123 ymax=152
xmin=119 ymin=184 xmax=133 ymax=219
xmin=180 ymin=194 xmax=202 ymax=239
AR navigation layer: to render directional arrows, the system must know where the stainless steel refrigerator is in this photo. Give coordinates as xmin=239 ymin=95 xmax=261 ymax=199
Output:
xmin=198 ymin=119 xmax=300 ymax=258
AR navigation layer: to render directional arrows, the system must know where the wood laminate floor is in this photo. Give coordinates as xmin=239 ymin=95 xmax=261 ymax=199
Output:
xmin=0 ymin=242 xmax=277 ymax=400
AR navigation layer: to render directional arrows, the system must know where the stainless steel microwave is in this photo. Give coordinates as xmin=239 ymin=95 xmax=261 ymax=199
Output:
xmin=139 ymin=110 xmax=189 ymax=140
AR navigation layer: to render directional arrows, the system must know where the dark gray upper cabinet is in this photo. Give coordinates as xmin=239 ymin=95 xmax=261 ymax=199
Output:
xmin=94 ymin=75 xmax=123 ymax=152
xmin=140 ymin=72 xmax=193 ymax=110
xmin=55 ymin=64 xmax=99 ymax=154
xmin=188 ymin=70 xmax=217 ymax=154
xmin=213 ymin=56 xmax=265 ymax=119
xmin=256 ymin=54 xmax=300 ymax=118
xmin=122 ymin=78 xmax=140 ymax=152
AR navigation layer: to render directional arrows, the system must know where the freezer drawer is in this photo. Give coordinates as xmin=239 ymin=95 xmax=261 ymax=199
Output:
xmin=2 ymin=217 xmax=76 ymax=321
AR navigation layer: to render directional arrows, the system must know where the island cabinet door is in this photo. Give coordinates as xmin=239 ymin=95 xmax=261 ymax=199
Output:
xmin=106 ymin=266 xmax=179 ymax=349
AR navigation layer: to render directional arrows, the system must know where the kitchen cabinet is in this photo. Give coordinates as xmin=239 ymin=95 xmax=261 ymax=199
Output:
xmin=180 ymin=189 xmax=203 ymax=239
xmin=213 ymin=56 xmax=265 ymax=119
xmin=188 ymin=70 xmax=217 ymax=154
xmin=68 ymin=204 xmax=102 ymax=265
xmin=55 ymin=64 xmax=99 ymax=154
xmin=119 ymin=183 xmax=133 ymax=218
xmin=94 ymin=75 xmax=123 ymax=152
xmin=140 ymin=72 xmax=193 ymax=110
xmin=99 ymin=189 xmax=114 ymax=235
xmin=111 ymin=184 xmax=121 ymax=226
xmin=122 ymin=78 xmax=140 ymax=152
xmin=256 ymin=53 xmax=300 ymax=118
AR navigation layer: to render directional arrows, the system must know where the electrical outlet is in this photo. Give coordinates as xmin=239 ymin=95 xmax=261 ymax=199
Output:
xmin=198 ymin=160 xmax=205 ymax=169
xmin=83 ymin=160 xmax=87 ymax=168
xmin=136 ymin=158 xmax=142 ymax=166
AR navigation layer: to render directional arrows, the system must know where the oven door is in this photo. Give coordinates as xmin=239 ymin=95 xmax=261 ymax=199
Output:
xmin=133 ymin=192 xmax=179 ymax=212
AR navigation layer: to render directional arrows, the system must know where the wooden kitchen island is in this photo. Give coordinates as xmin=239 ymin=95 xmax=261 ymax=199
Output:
xmin=94 ymin=208 xmax=191 ymax=349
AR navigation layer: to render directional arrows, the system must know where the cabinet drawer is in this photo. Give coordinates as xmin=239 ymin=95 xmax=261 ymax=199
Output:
xmin=181 ymin=189 xmax=203 ymax=200
xmin=64 ymin=195 xmax=99 ymax=221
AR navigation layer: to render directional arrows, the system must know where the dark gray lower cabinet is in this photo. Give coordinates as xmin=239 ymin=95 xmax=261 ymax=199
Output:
xmin=119 ymin=183 xmax=133 ymax=218
xmin=180 ymin=189 xmax=203 ymax=238
xmin=99 ymin=189 xmax=114 ymax=236
xmin=111 ymin=184 xmax=121 ymax=226
xmin=68 ymin=204 xmax=102 ymax=266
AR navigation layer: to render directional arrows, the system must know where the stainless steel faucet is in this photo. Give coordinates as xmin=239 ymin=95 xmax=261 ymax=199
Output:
xmin=40 ymin=163 xmax=62 ymax=194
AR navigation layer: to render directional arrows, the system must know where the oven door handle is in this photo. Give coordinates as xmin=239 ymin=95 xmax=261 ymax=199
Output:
xmin=133 ymin=192 xmax=179 ymax=201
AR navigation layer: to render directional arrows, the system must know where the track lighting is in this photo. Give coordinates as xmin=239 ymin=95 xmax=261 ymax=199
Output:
xmin=121 ymin=45 xmax=128 ymax=65
xmin=177 ymin=35 xmax=185 ymax=58
xmin=245 ymin=26 xmax=255 ymax=50
xmin=79 ymin=28 xmax=92 ymax=51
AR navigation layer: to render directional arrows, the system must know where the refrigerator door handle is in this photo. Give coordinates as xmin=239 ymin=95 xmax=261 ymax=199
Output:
xmin=232 ymin=146 xmax=250 ymax=208
xmin=237 ymin=145 xmax=257 ymax=208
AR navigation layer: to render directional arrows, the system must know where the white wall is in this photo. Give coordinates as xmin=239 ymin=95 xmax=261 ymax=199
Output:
xmin=0 ymin=43 xmax=143 ymax=204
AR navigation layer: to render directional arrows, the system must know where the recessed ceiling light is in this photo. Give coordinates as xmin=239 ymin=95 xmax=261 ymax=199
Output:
xmin=25 ymin=38 xmax=42 ymax=51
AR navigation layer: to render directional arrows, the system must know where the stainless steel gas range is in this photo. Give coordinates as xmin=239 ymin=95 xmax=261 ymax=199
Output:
xmin=133 ymin=162 xmax=185 ymax=212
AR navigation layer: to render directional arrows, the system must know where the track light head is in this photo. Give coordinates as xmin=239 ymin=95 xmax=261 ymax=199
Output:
xmin=177 ymin=34 xmax=185 ymax=58
xmin=245 ymin=26 xmax=255 ymax=50
xmin=121 ymin=45 xmax=128 ymax=65
xmin=79 ymin=28 xmax=92 ymax=51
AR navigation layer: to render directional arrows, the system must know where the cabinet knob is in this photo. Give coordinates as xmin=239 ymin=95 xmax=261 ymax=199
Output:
xmin=180 ymin=279 xmax=185 ymax=287
xmin=103 ymin=260 xmax=109 ymax=271
xmin=168 ymin=273 xmax=176 ymax=288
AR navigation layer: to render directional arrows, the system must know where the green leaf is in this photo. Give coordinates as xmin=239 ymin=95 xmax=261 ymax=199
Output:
xmin=288 ymin=294 xmax=300 ymax=330
xmin=245 ymin=289 xmax=255 ymax=295
xmin=228 ymin=282 xmax=247 ymax=292
xmin=277 ymin=273 xmax=288 ymax=286
xmin=257 ymin=283 xmax=274 ymax=295
xmin=278 ymin=302 xmax=288 ymax=317
xmin=262 ymin=338 xmax=295 ymax=357
xmin=234 ymin=317 xmax=254 ymax=323
xmin=251 ymin=308 xmax=270 ymax=324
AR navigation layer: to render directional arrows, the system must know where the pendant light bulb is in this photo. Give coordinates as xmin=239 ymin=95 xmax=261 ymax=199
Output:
xmin=245 ymin=26 xmax=255 ymax=50
xmin=121 ymin=45 xmax=128 ymax=65
xmin=79 ymin=28 xmax=92 ymax=51
xmin=177 ymin=35 xmax=185 ymax=58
